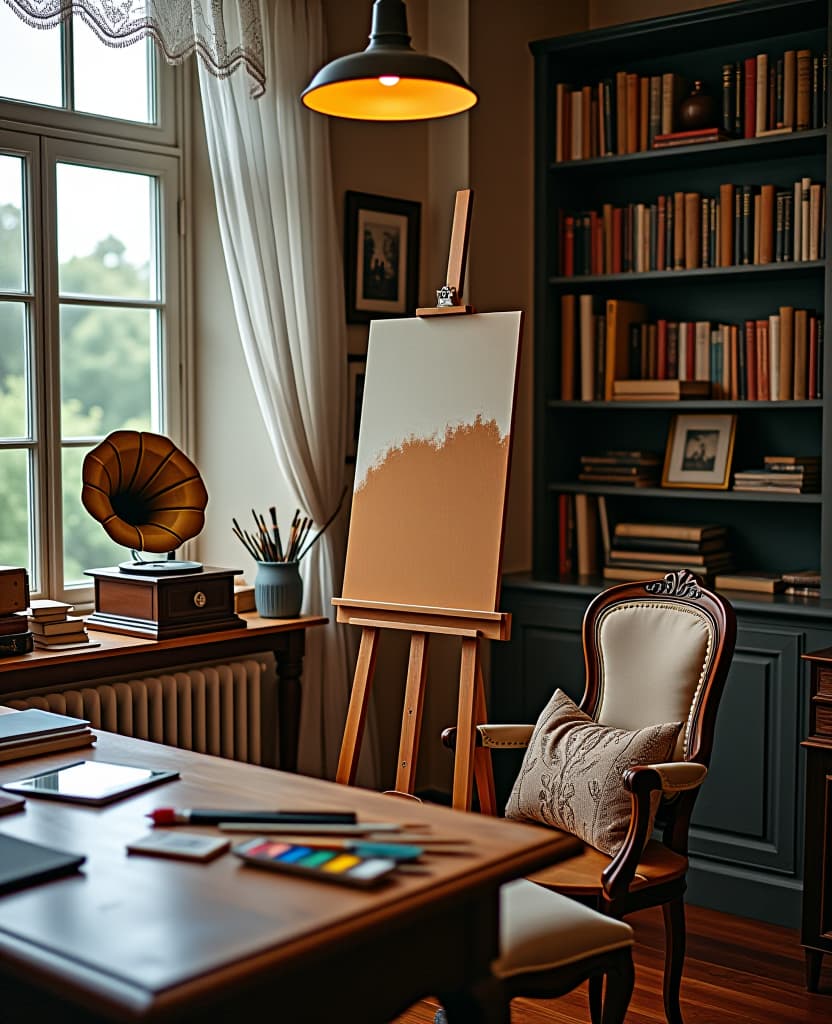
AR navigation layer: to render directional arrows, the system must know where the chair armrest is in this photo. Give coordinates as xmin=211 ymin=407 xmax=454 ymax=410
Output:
xmin=647 ymin=761 xmax=707 ymax=793
xmin=440 ymin=724 xmax=534 ymax=751
xmin=600 ymin=762 xmax=708 ymax=899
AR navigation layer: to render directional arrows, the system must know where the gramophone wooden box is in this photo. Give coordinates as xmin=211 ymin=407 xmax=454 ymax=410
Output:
xmin=85 ymin=566 xmax=245 ymax=640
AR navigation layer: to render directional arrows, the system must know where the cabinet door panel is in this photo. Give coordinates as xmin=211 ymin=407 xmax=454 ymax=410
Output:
xmin=691 ymin=626 xmax=801 ymax=873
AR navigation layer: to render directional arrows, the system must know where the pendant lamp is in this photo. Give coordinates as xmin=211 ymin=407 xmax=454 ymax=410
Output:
xmin=301 ymin=0 xmax=477 ymax=122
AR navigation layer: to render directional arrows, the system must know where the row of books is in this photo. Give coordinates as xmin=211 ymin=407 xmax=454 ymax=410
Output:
xmin=561 ymin=296 xmax=823 ymax=401
xmin=733 ymin=455 xmax=820 ymax=494
xmin=721 ymin=50 xmax=828 ymax=140
xmin=554 ymin=72 xmax=687 ymax=161
xmin=559 ymin=179 xmax=826 ymax=277
xmin=553 ymin=49 xmax=828 ymax=163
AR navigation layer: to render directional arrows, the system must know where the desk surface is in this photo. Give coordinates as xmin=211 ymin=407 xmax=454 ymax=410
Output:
xmin=0 ymin=733 xmax=577 ymax=1023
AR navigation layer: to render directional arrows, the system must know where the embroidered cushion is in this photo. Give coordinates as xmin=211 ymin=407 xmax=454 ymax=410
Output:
xmin=504 ymin=689 xmax=682 ymax=857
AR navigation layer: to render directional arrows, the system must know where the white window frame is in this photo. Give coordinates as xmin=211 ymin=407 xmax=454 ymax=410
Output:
xmin=0 ymin=35 xmax=188 ymax=606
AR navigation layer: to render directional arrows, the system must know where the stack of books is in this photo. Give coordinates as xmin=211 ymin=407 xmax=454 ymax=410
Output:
xmin=578 ymin=450 xmax=661 ymax=487
xmin=28 ymin=600 xmax=93 ymax=650
xmin=0 ymin=566 xmax=31 ymax=657
xmin=0 ymin=707 xmax=96 ymax=764
xmin=603 ymin=522 xmax=732 ymax=582
xmin=733 ymin=455 xmax=820 ymax=493
xmin=714 ymin=571 xmax=786 ymax=594
xmin=781 ymin=569 xmax=821 ymax=598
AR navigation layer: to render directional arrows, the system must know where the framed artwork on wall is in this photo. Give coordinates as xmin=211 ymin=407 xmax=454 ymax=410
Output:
xmin=662 ymin=413 xmax=737 ymax=490
xmin=344 ymin=191 xmax=420 ymax=324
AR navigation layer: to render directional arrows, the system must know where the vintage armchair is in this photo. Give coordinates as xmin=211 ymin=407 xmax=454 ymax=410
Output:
xmin=442 ymin=569 xmax=737 ymax=1024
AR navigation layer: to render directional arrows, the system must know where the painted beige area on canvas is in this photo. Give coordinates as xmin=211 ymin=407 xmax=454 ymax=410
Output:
xmin=343 ymin=416 xmax=510 ymax=611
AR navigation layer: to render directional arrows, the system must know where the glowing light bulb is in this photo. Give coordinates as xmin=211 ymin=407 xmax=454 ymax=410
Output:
xmin=378 ymin=75 xmax=400 ymax=87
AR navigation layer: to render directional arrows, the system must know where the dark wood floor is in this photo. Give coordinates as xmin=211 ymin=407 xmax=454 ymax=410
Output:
xmin=393 ymin=903 xmax=832 ymax=1023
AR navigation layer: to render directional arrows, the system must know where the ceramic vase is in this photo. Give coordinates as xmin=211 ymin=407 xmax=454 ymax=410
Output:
xmin=254 ymin=561 xmax=303 ymax=618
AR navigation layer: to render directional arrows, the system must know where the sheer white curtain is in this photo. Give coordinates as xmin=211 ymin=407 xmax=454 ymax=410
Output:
xmin=198 ymin=0 xmax=376 ymax=782
xmin=3 ymin=0 xmax=265 ymax=95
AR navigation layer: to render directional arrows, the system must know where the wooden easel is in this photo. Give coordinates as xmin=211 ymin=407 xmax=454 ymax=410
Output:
xmin=334 ymin=190 xmax=512 ymax=813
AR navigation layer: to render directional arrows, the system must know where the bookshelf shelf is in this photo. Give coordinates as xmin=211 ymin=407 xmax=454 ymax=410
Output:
xmin=548 ymin=127 xmax=827 ymax=175
xmin=548 ymin=398 xmax=824 ymax=410
xmin=549 ymin=261 xmax=826 ymax=287
xmin=546 ymin=482 xmax=823 ymax=503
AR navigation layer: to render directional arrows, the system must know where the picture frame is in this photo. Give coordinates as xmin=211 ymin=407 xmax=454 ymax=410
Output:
xmin=662 ymin=413 xmax=737 ymax=490
xmin=344 ymin=191 xmax=421 ymax=324
xmin=346 ymin=354 xmax=366 ymax=463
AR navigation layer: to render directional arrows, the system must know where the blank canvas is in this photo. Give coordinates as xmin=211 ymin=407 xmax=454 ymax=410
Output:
xmin=342 ymin=311 xmax=522 ymax=613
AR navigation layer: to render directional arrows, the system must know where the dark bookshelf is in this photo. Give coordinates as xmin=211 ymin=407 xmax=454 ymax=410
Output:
xmin=492 ymin=0 xmax=832 ymax=934
xmin=531 ymin=0 xmax=831 ymax=592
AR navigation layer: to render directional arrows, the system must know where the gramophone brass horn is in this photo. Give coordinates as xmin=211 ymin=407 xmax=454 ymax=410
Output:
xmin=81 ymin=431 xmax=208 ymax=554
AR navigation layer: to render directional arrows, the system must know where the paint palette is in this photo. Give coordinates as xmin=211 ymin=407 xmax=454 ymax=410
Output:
xmin=232 ymin=839 xmax=398 ymax=888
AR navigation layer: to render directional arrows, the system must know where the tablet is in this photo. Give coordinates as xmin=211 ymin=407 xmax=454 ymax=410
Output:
xmin=2 ymin=760 xmax=179 ymax=806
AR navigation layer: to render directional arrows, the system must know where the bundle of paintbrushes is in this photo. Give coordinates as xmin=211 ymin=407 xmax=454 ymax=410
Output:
xmin=232 ymin=489 xmax=347 ymax=564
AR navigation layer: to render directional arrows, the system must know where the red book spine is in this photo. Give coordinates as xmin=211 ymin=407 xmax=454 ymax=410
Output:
xmin=745 ymin=320 xmax=758 ymax=399
xmin=744 ymin=57 xmax=757 ymax=138
xmin=657 ymin=319 xmax=668 ymax=379
xmin=557 ymin=494 xmax=572 ymax=577
xmin=564 ymin=216 xmax=575 ymax=276
xmin=809 ymin=314 xmax=819 ymax=399
xmin=612 ymin=207 xmax=623 ymax=273
xmin=685 ymin=322 xmax=696 ymax=380
xmin=756 ymin=318 xmax=770 ymax=399
xmin=590 ymin=211 xmax=602 ymax=275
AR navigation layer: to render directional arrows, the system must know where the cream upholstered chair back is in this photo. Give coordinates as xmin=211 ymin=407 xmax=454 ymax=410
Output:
xmin=579 ymin=569 xmax=735 ymax=766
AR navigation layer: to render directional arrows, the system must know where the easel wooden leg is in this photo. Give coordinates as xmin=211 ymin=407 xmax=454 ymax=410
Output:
xmin=473 ymin=660 xmax=497 ymax=816
xmin=452 ymin=637 xmax=479 ymax=811
xmin=394 ymin=632 xmax=430 ymax=794
xmin=336 ymin=626 xmax=380 ymax=786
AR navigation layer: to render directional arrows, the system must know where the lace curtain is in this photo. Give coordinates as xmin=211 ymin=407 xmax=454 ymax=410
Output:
xmin=3 ymin=0 xmax=265 ymax=96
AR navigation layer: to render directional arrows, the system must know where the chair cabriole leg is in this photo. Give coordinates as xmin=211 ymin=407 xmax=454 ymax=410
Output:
xmin=662 ymin=896 xmax=686 ymax=1024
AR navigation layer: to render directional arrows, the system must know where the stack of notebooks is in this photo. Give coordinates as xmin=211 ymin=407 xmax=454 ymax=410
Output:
xmin=782 ymin=569 xmax=821 ymax=598
xmin=28 ymin=600 xmax=94 ymax=650
xmin=733 ymin=455 xmax=820 ymax=493
xmin=0 ymin=707 xmax=96 ymax=764
xmin=603 ymin=522 xmax=732 ymax=582
xmin=578 ymin=450 xmax=661 ymax=487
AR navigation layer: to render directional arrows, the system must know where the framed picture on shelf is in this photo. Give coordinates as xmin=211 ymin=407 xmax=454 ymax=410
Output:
xmin=662 ymin=413 xmax=736 ymax=490
xmin=346 ymin=355 xmax=366 ymax=463
xmin=344 ymin=191 xmax=420 ymax=324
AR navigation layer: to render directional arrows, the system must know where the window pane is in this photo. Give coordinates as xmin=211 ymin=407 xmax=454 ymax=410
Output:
xmin=0 ymin=448 xmax=32 ymax=571
xmin=62 ymin=446 xmax=122 ymax=585
xmin=0 ymin=6 xmax=63 ymax=108
xmin=73 ymin=16 xmax=154 ymax=124
xmin=60 ymin=305 xmax=156 ymax=436
xmin=0 ymin=303 xmax=29 ymax=438
xmin=57 ymin=164 xmax=157 ymax=300
xmin=0 ymin=155 xmax=25 ymax=292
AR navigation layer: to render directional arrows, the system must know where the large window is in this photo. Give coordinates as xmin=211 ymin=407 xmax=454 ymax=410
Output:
xmin=0 ymin=13 xmax=183 ymax=602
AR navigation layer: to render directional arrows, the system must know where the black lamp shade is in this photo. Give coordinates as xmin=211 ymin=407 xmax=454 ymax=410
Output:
xmin=301 ymin=0 xmax=477 ymax=122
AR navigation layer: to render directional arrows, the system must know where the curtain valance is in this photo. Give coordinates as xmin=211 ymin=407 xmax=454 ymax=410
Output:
xmin=3 ymin=1 xmax=265 ymax=96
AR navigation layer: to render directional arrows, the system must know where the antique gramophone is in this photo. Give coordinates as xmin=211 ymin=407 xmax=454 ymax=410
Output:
xmin=81 ymin=430 xmax=244 ymax=639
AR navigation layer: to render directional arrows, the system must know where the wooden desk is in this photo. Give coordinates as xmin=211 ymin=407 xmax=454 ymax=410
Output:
xmin=0 ymin=733 xmax=577 ymax=1023
xmin=0 ymin=614 xmax=327 ymax=773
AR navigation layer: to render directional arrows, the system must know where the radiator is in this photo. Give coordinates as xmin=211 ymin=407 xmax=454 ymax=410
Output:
xmin=5 ymin=660 xmax=270 ymax=765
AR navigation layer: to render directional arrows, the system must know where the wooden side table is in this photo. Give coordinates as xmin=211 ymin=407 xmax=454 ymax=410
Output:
xmin=800 ymin=648 xmax=832 ymax=990
xmin=0 ymin=613 xmax=326 ymax=773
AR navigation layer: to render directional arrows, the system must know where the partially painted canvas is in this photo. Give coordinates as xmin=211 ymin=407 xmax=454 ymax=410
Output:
xmin=342 ymin=311 xmax=522 ymax=613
